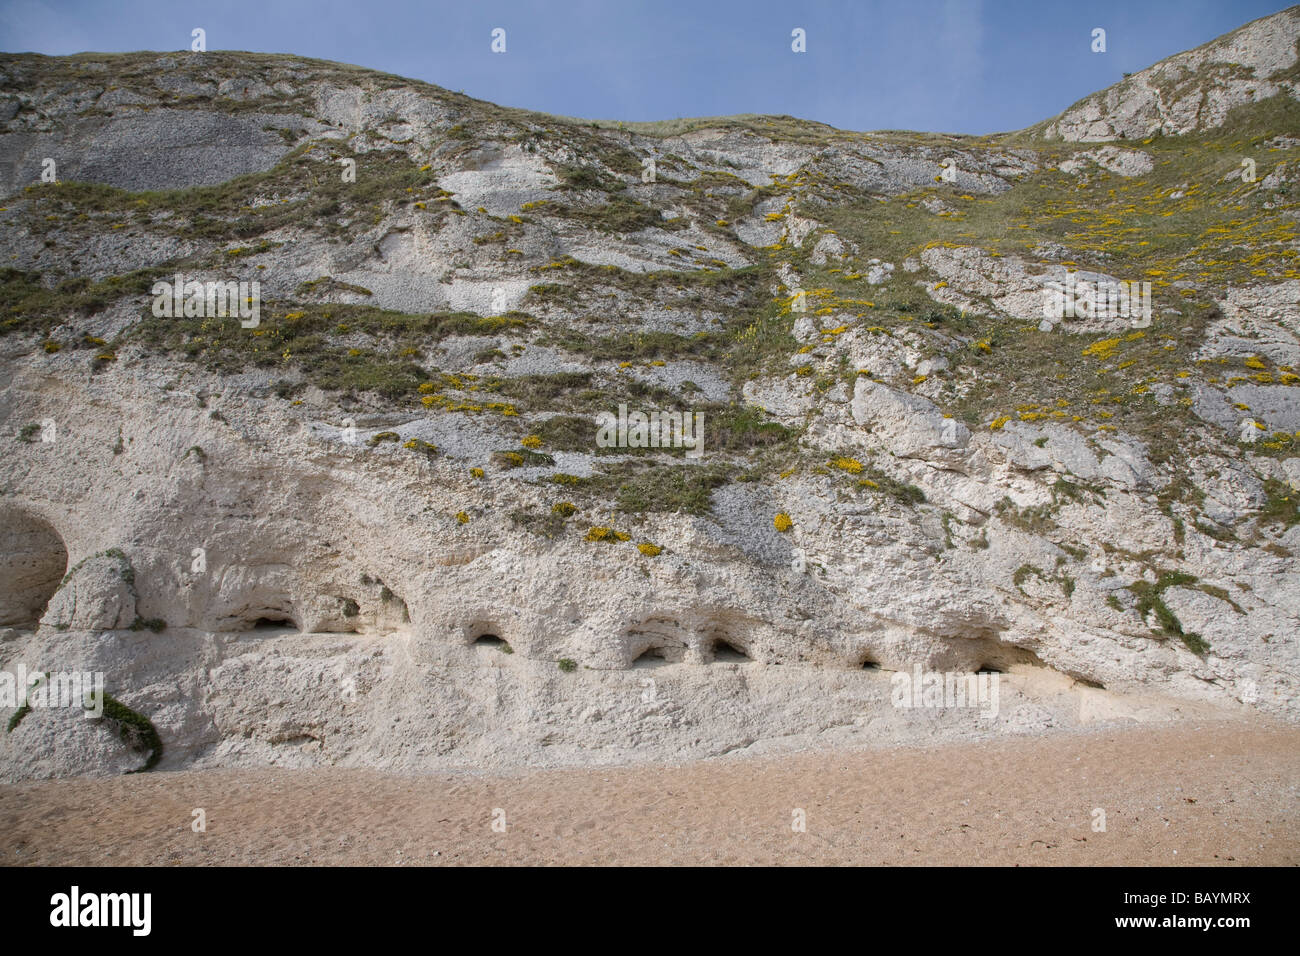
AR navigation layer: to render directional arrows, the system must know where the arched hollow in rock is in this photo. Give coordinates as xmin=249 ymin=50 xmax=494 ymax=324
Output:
xmin=0 ymin=509 xmax=68 ymax=627
xmin=710 ymin=636 xmax=750 ymax=663
xmin=622 ymin=616 xmax=690 ymax=667
xmin=245 ymin=610 xmax=298 ymax=631
xmin=932 ymin=631 xmax=1045 ymax=674
xmin=631 ymin=645 xmax=669 ymax=667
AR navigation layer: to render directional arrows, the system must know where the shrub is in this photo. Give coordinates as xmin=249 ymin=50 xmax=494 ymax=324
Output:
xmin=613 ymin=464 xmax=730 ymax=515
xmin=6 ymin=703 xmax=31 ymax=733
xmin=1128 ymin=571 xmax=1209 ymax=655
xmin=533 ymin=415 xmax=593 ymax=452
xmin=101 ymin=693 xmax=163 ymax=773
xmin=492 ymin=448 xmax=555 ymax=469
xmin=774 ymin=512 xmax=793 ymax=532
xmin=402 ymin=438 xmax=439 ymax=456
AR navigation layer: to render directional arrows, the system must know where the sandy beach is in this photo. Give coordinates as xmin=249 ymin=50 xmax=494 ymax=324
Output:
xmin=3 ymin=719 xmax=1296 ymax=866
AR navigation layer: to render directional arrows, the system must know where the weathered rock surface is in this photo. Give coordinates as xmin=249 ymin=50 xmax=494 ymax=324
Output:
xmin=0 ymin=14 xmax=1297 ymax=781
xmin=1040 ymin=6 xmax=1300 ymax=141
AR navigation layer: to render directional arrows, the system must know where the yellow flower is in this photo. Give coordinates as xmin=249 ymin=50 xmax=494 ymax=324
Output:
xmin=1082 ymin=338 xmax=1121 ymax=360
xmin=637 ymin=542 xmax=662 ymax=557
xmin=470 ymin=467 xmax=484 ymax=478
xmin=990 ymin=415 xmax=1011 ymax=431
xmin=774 ymin=513 xmax=793 ymax=533
xmin=456 ymin=511 xmax=470 ymax=524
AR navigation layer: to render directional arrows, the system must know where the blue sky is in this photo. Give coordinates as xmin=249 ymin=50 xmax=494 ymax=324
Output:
xmin=0 ymin=0 xmax=1292 ymax=134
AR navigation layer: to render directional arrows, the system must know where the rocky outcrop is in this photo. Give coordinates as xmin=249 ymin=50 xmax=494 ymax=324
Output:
xmin=40 ymin=551 xmax=137 ymax=631
xmin=1041 ymin=6 xmax=1300 ymax=141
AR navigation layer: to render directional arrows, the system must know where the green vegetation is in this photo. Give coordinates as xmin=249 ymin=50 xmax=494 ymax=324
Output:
xmin=101 ymin=693 xmax=164 ymax=772
xmin=6 ymin=702 xmax=31 ymax=733
xmin=1259 ymin=479 xmax=1300 ymax=529
xmin=1128 ymin=571 xmax=1210 ymax=655
xmin=609 ymin=463 xmax=732 ymax=515
xmin=4 ymin=44 xmax=1297 ymax=566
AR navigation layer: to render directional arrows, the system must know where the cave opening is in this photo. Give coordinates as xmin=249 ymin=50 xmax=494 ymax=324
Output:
xmin=712 ymin=639 xmax=749 ymax=663
xmin=0 ymin=510 xmax=68 ymax=628
xmin=632 ymin=646 xmax=668 ymax=666
xmin=250 ymin=613 xmax=297 ymax=632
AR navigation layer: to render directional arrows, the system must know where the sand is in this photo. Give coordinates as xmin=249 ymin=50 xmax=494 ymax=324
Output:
xmin=2 ymin=719 xmax=1296 ymax=866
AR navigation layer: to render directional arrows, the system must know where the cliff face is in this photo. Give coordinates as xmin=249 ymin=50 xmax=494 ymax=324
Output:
xmin=1038 ymin=6 xmax=1300 ymax=141
xmin=1 ymin=10 xmax=1298 ymax=779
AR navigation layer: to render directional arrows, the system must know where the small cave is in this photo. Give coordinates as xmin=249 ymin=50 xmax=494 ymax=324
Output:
xmin=859 ymin=657 xmax=881 ymax=671
xmin=632 ymin=645 xmax=669 ymax=667
xmin=945 ymin=632 xmax=1046 ymax=675
xmin=623 ymin=618 xmax=689 ymax=665
xmin=0 ymin=510 xmax=68 ymax=628
xmin=247 ymin=611 xmax=298 ymax=632
xmin=473 ymin=632 xmax=507 ymax=648
xmin=711 ymin=638 xmax=750 ymax=663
